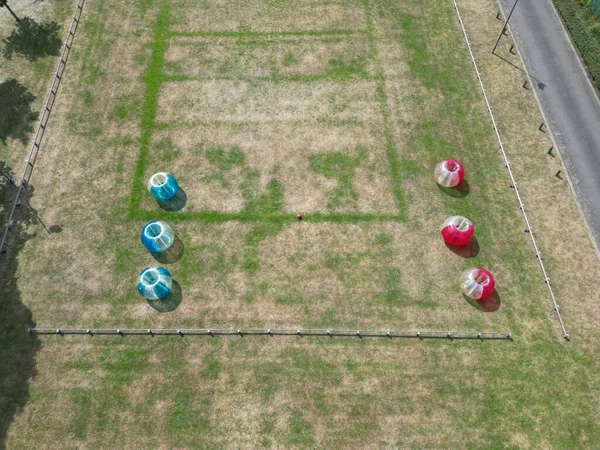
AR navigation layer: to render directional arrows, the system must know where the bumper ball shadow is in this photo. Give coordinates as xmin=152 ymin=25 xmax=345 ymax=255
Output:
xmin=151 ymin=235 xmax=184 ymax=264
xmin=463 ymin=290 xmax=501 ymax=312
xmin=437 ymin=179 xmax=470 ymax=198
xmin=445 ymin=237 xmax=480 ymax=258
xmin=147 ymin=280 xmax=182 ymax=312
xmin=156 ymin=187 xmax=187 ymax=211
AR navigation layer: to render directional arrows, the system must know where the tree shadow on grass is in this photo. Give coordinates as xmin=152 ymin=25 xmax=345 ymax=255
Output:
xmin=0 ymin=79 xmax=36 ymax=144
xmin=0 ymin=162 xmax=41 ymax=450
xmin=2 ymin=18 xmax=62 ymax=62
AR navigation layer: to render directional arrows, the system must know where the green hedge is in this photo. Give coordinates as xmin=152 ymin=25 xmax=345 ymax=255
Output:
xmin=592 ymin=0 xmax=600 ymax=20
xmin=554 ymin=0 xmax=600 ymax=91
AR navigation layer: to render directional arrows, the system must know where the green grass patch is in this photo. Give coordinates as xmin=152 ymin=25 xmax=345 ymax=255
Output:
xmin=129 ymin=0 xmax=171 ymax=216
xmin=309 ymin=147 xmax=367 ymax=210
xmin=287 ymin=411 xmax=315 ymax=446
xmin=168 ymin=29 xmax=364 ymax=38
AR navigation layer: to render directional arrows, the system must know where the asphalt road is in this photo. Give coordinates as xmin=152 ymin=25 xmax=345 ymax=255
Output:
xmin=497 ymin=0 xmax=600 ymax=248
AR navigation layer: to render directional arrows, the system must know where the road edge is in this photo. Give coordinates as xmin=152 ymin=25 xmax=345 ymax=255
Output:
xmin=496 ymin=0 xmax=600 ymax=261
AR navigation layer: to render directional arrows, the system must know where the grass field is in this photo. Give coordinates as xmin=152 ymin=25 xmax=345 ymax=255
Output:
xmin=1 ymin=0 xmax=600 ymax=447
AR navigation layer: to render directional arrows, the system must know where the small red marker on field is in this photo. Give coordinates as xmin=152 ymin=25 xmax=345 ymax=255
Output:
xmin=297 ymin=214 xmax=303 ymax=220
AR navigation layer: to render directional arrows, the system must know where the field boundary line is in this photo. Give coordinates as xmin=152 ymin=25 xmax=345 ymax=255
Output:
xmin=160 ymin=74 xmax=379 ymax=83
xmin=28 ymin=327 xmax=513 ymax=341
xmin=128 ymin=0 xmax=171 ymax=216
xmin=363 ymin=0 xmax=407 ymax=220
xmin=452 ymin=0 xmax=569 ymax=340
xmin=167 ymin=29 xmax=365 ymax=38
xmin=133 ymin=210 xmax=402 ymax=224
xmin=0 ymin=0 xmax=85 ymax=257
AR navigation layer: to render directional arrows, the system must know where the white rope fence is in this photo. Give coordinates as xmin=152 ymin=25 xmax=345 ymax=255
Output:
xmin=0 ymin=0 xmax=85 ymax=256
xmin=28 ymin=327 xmax=513 ymax=340
xmin=452 ymin=0 xmax=569 ymax=339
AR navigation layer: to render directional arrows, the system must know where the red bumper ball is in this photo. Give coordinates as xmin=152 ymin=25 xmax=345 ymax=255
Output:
xmin=441 ymin=216 xmax=474 ymax=246
xmin=435 ymin=159 xmax=464 ymax=187
xmin=460 ymin=267 xmax=495 ymax=300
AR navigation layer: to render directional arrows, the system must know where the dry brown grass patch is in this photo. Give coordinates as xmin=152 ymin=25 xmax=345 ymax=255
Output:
xmin=142 ymin=122 xmax=398 ymax=214
xmin=169 ymin=0 xmax=366 ymax=33
xmin=156 ymin=79 xmax=380 ymax=124
xmin=165 ymin=35 xmax=374 ymax=79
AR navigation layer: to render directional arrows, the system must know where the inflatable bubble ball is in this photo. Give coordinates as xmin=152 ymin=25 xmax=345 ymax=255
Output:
xmin=148 ymin=172 xmax=178 ymax=201
xmin=137 ymin=266 xmax=172 ymax=300
xmin=140 ymin=220 xmax=174 ymax=253
xmin=460 ymin=267 xmax=495 ymax=300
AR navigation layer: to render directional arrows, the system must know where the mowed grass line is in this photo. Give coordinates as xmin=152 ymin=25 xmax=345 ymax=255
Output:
xmin=131 ymin=6 xmax=405 ymax=221
xmin=131 ymin=11 xmax=401 ymax=219
xmin=152 ymin=118 xmax=369 ymax=129
xmin=363 ymin=0 xmax=407 ymax=221
xmin=167 ymin=29 xmax=365 ymax=38
xmin=128 ymin=0 xmax=171 ymax=216
xmin=160 ymin=73 xmax=378 ymax=83
xmin=132 ymin=209 xmax=401 ymax=223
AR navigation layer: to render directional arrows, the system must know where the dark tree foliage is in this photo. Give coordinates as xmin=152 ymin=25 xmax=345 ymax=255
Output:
xmin=2 ymin=18 xmax=61 ymax=62
xmin=0 ymin=162 xmax=41 ymax=450
xmin=0 ymin=79 xmax=36 ymax=145
xmin=592 ymin=0 xmax=600 ymax=21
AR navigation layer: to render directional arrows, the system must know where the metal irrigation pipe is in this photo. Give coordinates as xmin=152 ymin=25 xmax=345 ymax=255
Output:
xmin=452 ymin=0 xmax=569 ymax=340
xmin=28 ymin=327 xmax=513 ymax=340
xmin=0 ymin=0 xmax=85 ymax=257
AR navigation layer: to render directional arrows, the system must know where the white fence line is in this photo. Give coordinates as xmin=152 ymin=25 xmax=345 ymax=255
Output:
xmin=0 ymin=0 xmax=562 ymax=341
xmin=452 ymin=0 xmax=569 ymax=339
xmin=28 ymin=327 xmax=513 ymax=340
xmin=0 ymin=0 xmax=85 ymax=256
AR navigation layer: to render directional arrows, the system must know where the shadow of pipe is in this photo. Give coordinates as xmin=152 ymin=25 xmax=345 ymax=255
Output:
xmin=492 ymin=52 xmax=547 ymax=89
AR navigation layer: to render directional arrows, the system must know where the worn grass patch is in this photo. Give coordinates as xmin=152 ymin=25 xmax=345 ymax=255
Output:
xmin=139 ymin=124 xmax=398 ymax=215
xmin=169 ymin=0 xmax=366 ymax=34
xmin=155 ymin=79 xmax=380 ymax=125
xmin=164 ymin=34 xmax=375 ymax=81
